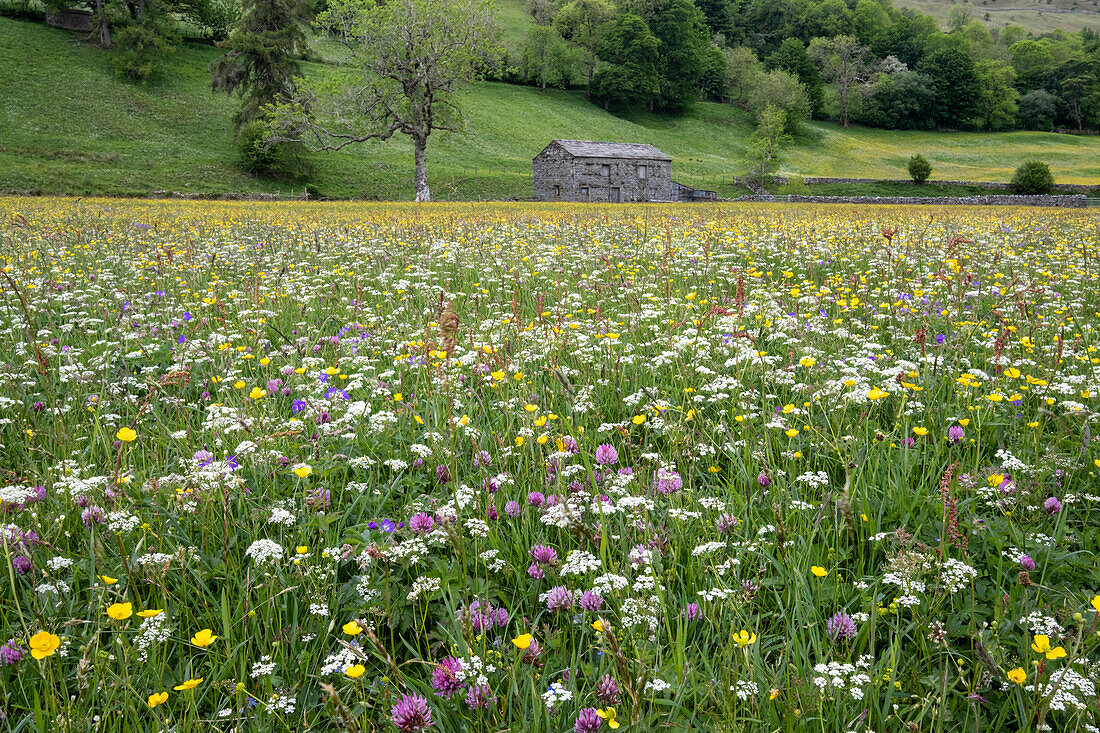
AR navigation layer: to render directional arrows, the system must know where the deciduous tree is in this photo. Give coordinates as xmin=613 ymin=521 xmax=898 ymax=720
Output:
xmin=271 ymin=0 xmax=501 ymax=201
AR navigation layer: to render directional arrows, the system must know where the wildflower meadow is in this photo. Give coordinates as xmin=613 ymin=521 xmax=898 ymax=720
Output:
xmin=2 ymin=197 xmax=1100 ymax=732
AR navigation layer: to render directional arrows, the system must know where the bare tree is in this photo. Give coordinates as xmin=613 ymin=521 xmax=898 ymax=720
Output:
xmin=271 ymin=0 xmax=501 ymax=201
xmin=808 ymin=35 xmax=872 ymax=128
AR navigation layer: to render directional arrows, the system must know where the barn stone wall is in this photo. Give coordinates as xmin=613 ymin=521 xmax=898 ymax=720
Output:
xmin=533 ymin=146 xmax=676 ymax=202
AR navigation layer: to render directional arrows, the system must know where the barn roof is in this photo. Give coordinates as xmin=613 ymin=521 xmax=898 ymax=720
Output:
xmin=543 ymin=140 xmax=672 ymax=161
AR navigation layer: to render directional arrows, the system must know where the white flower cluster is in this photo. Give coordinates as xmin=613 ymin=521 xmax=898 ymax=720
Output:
xmin=939 ymin=558 xmax=978 ymax=593
xmin=542 ymin=682 xmax=572 ymax=710
xmin=245 ymin=539 xmax=284 ymax=564
xmin=796 ymin=471 xmax=830 ymax=489
xmin=691 ymin=541 xmax=726 ymax=557
xmin=251 ymin=655 xmax=277 ymax=678
xmin=1022 ymin=611 xmax=1064 ymax=637
xmin=812 ymin=655 xmax=874 ymax=700
xmin=560 ymin=550 xmax=601 ymax=576
xmin=645 ymin=678 xmax=672 ymax=694
xmin=135 ymin=613 xmax=171 ymax=662
xmin=268 ymin=507 xmax=296 ymax=526
xmin=320 ymin=646 xmax=362 ymax=676
xmin=731 ymin=680 xmax=760 ymax=700
xmin=106 ymin=511 xmax=140 ymax=533
xmin=407 ymin=575 xmax=441 ymax=601
xmin=590 ymin=573 xmax=629 ymax=595
xmin=1026 ymin=666 xmax=1097 ymax=712
xmin=457 ymin=654 xmax=495 ymax=687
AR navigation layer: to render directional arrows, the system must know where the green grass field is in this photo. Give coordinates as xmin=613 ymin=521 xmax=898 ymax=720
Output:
xmin=1 ymin=17 xmax=1098 ymax=200
xmin=894 ymin=0 xmax=1100 ymax=34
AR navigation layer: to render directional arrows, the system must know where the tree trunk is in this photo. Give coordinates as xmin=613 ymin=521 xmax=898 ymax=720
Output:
xmin=585 ymin=64 xmax=594 ymax=101
xmin=839 ymin=81 xmax=849 ymax=127
xmin=413 ymin=134 xmax=430 ymax=202
xmin=95 ymin=0 xmax=110 ymax=47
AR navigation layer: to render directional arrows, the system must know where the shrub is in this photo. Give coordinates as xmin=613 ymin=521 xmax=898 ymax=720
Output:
xmin=237 ymin=121 xmax=313 ymax=181
xmin=907 ymin=154 xmax=932 ymax=184
xmin=1011 ymin=161 xmax=1054 ymax=195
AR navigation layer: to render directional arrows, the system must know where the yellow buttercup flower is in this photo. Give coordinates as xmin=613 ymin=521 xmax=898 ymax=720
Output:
xmin=912 ymin=427 xmax=928 ymax=436
xmin=811 ymin=566 xmax=828 ymax=578
xmin=733 ymin=629 xmax=757 ymax=647
xmin=116 ymin=427 xmax=136 ymax=442
xmin=512 ymin=634 xmax=533 ymax=650
xmin=293 ymin=465 xmax=312 ymax=478
xmin=1030 ymin=635 xmax=1066 ymax=659
xmin=591 ymin=620 xmax=603 ymax=632
xmin=106 ymin=602 xmax=133 ymax=620
xmin=867 ymin=388 xmax=888 ymax=401
xmin=173 ymin=678 xmax=203 ymax=691
xmin=785 ymin=429 xmax=799 ymax=438
xmin=190 ymin=629 xmax=218 ymax=647
xmin=137 ymin=609 xmax=163 ymax=618
xmin=148 ymin=691 xmax=169 ymax=708
xmin=345 ymin=664 xmax=366 ymax=678
xmin=97 ymin=575 xmax=118 ymax=585
xmin=1091 ymin=595 xmax=1100 ymax=613
xmin=1006 ymin=668 xmax=1026 ymax=685
xmin=28 ymin=631 xmax=61 ymax=659
xmin=632 ymin=415 xmax=646 ymax=425
xmin=342 ymin=621 xmax=363 ymax=635
xmin=248 ymin=387 xmax=265 ymax=399
xmin=596 ymin=707 xmax=620 ymax=729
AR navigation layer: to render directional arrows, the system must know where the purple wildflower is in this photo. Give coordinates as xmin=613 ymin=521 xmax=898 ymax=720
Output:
xmin=436 ymin=464 xmax=450 ymax=485
xmin=391 ymin=693 xmax=432 ymax=732
xmin=594 ymin=444 xmax=618 ymax=466
xmin=430 ymin=656 xmax=465 ymax=697
xmin=0 ymin=640 xmax=23 ymax=665
xmin=474 ymin=450 xmax=492 ymax=467
xmin=546 ymin=585 xmax=573 ymax=613
xmin=1044 ymin=496 xmax=1062 ymax=515
xmin=409 ymin=512 xmax=435 ymax=534
xmin=948 ymin=425 xmax=965 ymax=443
xmin=12 ymin=556 xmax=31 ymax=575
xmin=757 ymin=472 xmax=772 ymax=487
xmin=653 ymin=468 xmax=682 ymax=495
xmin=464 ymin=684 xmax=494 ymax=710
xmin=574 ymin=708 xmax=602 ymax=733
xmin=717 ymin=514 xmax=738 ymax=534
xmin=596 ymin=674 xmax=620 ymax=704
xmin=81 ymin=506 xmax=105 ymax=529
xmin=579 ymin=590 xmax=604 ymax=612
xmin=527 ymin=491 xmax=545 ymax=507
xmin=682 ymin=602 xmax=701 ymax=621
xmin=528 ymin=562 xmax=545 ymax=580
xmin=504 ymin=500 xmax=521 ymax=517
xmin=530 ymin=545 xmax=558 ymax=565
xmin=1019 ymin=554 xmax=1036 ymax=571
xmin=827 ymin=612 xmax=858 ymax=642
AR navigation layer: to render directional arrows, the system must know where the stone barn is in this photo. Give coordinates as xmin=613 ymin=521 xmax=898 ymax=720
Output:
xmin=533 ymin=140 xmax=676 ymax=203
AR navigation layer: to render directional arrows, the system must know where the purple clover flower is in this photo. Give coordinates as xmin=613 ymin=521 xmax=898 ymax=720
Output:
xmin=430 ymin=656 xmax=465 ymax=697
xmin=579 ymin=590 xmax=604 ymax=612
xmin=827 ymin=612 xmax=858 ymax=642
xmin=391 ymin=693 xmax=432 ymax=732
xmin=596 ymin=674 xmax=620 ymax=704
xmin=574 ymin=708 xmax=602 ymax=733
xmin=594 ymin=444 xmax=619 ymax=466
xmin=546 ymin=585 xmax=573 ymax=613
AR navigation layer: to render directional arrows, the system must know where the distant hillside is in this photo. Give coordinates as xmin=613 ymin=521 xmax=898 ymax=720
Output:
xmin=0 ymin=17 xmax=1098 ymax=200
xmin=894 ymin=0 xmax=1100 ymax=34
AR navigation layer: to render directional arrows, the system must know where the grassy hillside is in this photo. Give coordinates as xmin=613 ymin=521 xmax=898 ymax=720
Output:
xmin=1 ymin=17 xmax=1098 ymax=200
xmin=896 ymin=0 xmax=1100 ymax=33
